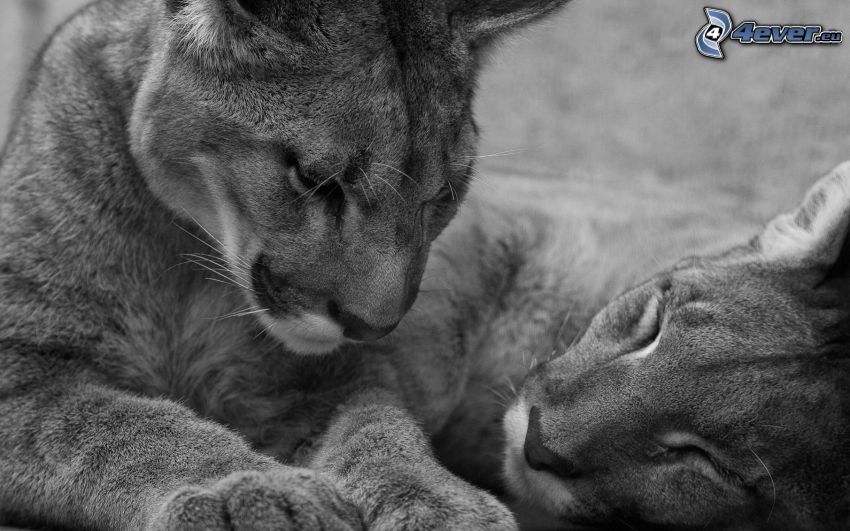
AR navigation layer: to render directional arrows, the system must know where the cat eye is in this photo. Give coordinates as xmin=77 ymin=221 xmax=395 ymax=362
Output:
xmin=283 ymin=153 xmax=345 ymax=216
xmin=654 ymin=433 xmax=740 ymax=486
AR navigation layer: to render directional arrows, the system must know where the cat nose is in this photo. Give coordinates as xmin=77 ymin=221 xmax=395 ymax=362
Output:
xmin=327 ymin=301 xmax=399 ymax=341
xmin=524 ymin=406 xmax=580 ymax=478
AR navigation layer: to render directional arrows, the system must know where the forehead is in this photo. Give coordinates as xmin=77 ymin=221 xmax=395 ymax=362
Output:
xmin=629 ymin=261 xmax=825 ymax=398
xmin=532 ymin=256 xmax=850 ymax=449
xmin=180 ymin=8 xmax=477 ymax=168
xmin=667 ymin=257 xmax=809 ymax=326
xmin=201 ymin=3 xmax=473 ymax=116
xmin=658 ymin=284 xmax=810 ymax=370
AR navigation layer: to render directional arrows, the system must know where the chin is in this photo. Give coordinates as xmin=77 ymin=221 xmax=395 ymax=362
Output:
xmin=257 ymin=312 xmax=345 ymax=355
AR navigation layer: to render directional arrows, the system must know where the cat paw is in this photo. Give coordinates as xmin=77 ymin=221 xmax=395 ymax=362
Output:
xmin=147 ymin=468 xmax=363 ymax=531
xmin=360 ymin=470 xmax=518 ymax=531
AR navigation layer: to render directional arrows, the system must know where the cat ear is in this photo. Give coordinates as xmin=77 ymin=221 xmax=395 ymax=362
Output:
xmin=165 ymin=0 xmax=298 ymax=70
xmin=756 ymin=162 xmax=850 ymax=274
xmin=451 ymin=0 xmax=571 ymax=43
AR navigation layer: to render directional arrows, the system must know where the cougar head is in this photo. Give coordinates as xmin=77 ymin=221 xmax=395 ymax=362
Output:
xmin=505 ymin=163 xmax=850 ymax=529
xmin=130 ymin=0 xmax=570 ymax=354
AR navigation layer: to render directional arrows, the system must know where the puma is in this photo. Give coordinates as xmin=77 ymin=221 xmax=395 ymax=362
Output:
xmin=504 ymin=163 xmax=850 ymax=529
xmin=0 ymin=0 xmax=569 ymax=528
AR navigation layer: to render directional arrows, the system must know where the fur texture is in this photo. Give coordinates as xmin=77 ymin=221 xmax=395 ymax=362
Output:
xmin=0 ymin=0 xmax=572 ymax=528
xmin=504 ymin=164 xmax=850 ymax=529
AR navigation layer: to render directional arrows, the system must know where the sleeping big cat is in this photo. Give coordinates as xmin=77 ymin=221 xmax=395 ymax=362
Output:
xmin=500 ymin=164 xmax=850 ymax=529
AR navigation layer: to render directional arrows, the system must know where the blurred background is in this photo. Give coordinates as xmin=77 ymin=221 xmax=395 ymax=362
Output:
xmin=0 ymin=1 xmax=77 ymax=138
xmin=1 ymin=0 xmax=848 ymax=220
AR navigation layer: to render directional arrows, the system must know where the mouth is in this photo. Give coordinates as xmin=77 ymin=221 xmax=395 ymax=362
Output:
xmin=256 ymin=312 xmax=345 ymax=355
xmin=246 ymin=255 xmax=344 ymax=354
xmin=503 ymin=401 xmax=583 ymax=520
xmin=200 ymin=211 xmax=346 ymax=355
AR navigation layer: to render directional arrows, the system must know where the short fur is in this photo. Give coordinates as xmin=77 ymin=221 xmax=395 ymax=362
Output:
xmin=504 ymin=163 xmax=850 ymax=530
xmin=0 ymin=0 xmax=571 ymax=528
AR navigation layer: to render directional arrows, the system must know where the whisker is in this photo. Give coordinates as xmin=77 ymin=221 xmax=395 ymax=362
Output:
xmin=487 ymin=385 xmax=513 ymax=407
xmin=748 ymin=445 xmax=776 ymax=522
xmin=370 ymin=173 xmax=406 ymax=203
xmin=290 ymin=168 xmax=343 ymax=205
xmin=182 ymin=253 xmax=252 ymax=285
xmin=555 ymin=306 xmax=575 ymax=345
xmin=207 ymin=305 xmax=267 ymax=321
xmin=227 ymin=308 xmax=268 ymax=319
xmin=361 ymin=168 xmax=379 ymax=201
xmin=180 ymin=252 xmax=231 ymax=271
xmin=372 ymin=162 xmax=417 ymax=186
xmin=182 ymin=256 xmax=232 ymax=278
xmin=446 ymin=180 xmax=458 ymax=201
xmin=459 ymin=175 xmax=485 ymax=187
xmin=358 ymin=168 xmax=375 ymax=208
xmin=185 ymin=259 xmax=253 ymax=291
xmin=162 ymin=259 xmax=194 ymax=275
xmin=181 ymin=254 xmax=244 ymax=280
xmin=174 ymin=221 xmax=222 ymax=257
xmin=465 ymin=148 xmax=526 ymax=160
xmin=182 ymin=210 xmax=251 ymax=269
xmin=304 ymin=170 xmax=343 ymax=203
xmin=254 ymin=320 xmax=277 ymax=340
xmin=503 ymin=375 xmax=518 ymax=399
xmin=204 ymin=276 xmax=249 ymax=291
xmin=451 ymin=165 xmax=487 ymax=186
xmin=175 ymin=215 xmax=253 ymax=270
xmin=451 ymin=162 xmax=484 ymax=175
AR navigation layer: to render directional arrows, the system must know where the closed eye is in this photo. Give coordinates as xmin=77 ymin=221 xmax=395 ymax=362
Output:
xmin=655 ymin=432 xmax=743 ymax=487
xmin=620 ymin=295 xmax=662 ymax=362
xmin=283 ymin=152 xmax=346 ymax=216
xmin=622 ymin=330 xmax=660 ymax=362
